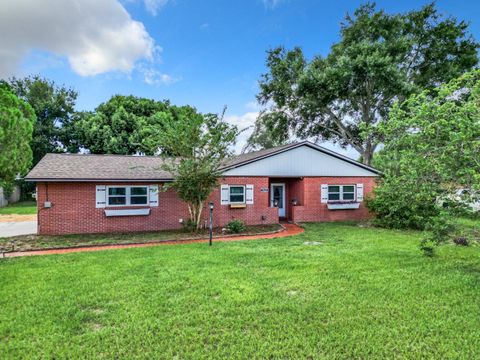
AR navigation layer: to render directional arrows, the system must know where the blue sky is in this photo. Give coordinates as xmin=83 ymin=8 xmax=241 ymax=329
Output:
xmin=2 ymin=0 xmax=480 ymax=154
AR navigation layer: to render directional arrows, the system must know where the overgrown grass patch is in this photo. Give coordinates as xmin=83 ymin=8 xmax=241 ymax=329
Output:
xmin=0 ymin=201 xmax=36 ymax=215
xmin=1 ymin=222 xmax=479 ymax=358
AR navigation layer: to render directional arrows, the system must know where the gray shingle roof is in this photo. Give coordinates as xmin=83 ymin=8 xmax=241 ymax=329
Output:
xmin=25 ymin=141 xmax=379 ymax=182
xmin=25 ymin=153 xmax=173 ymax=181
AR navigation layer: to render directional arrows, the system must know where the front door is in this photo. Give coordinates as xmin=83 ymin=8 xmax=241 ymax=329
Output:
xmin=270 ymin=183 xmax=286 ymax=218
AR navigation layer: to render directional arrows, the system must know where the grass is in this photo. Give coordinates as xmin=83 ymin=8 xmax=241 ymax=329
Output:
xmin=0 ymin=224 xmax=282 ymax=252
xmin=0 ymin=201 xmax=36 ymax=215
xmin=1 ymin=222 xmax=479 ymax=359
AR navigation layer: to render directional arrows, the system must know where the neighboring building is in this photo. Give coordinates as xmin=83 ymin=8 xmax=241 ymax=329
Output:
xmin=0 ymin=186 xmax=21 ymax=208
xmin=25 ymin=141 xmax=379 ymax=235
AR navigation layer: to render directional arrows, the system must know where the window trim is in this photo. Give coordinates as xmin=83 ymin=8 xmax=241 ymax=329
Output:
xmin=328 ymin=185 xmax=356 ymax=202
xmin=107 ymin=186 xmax=149 ymax=207
xmin=229 ymin=185 xmax=246 ymax=204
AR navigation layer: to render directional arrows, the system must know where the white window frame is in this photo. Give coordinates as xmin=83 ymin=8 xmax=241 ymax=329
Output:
xmin=229 ymin=185 xmax=246 ymax=204
xmin=328 ymin=185 xmax=356 ymax=202
xmin=107 ymin=186 xmax=149 ymax=207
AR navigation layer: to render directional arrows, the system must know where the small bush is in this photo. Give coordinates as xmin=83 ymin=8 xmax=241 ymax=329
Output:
xmin=420 ymin=214 xmax=456 ymax=256
xmin=181 ymin=219 xmax=197 ymax=232
xmin=226 ymin=219 xmax=246 ymax=234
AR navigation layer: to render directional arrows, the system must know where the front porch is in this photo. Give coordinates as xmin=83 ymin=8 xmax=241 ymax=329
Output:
xmin=268 ymin=177 xmax=305 ymax=222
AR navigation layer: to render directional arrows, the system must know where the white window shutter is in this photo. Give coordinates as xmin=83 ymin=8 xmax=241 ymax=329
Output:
xmin=221 ymin=185 xmax=230 ymax=205
xmin=149 ymin=185 xmax=159 ymax=207
xmin=246 ymin=184 xmax=254 ymax=204
xmin=96 ymin=185 xmax=106 ymax=208
xmin=321 ymin=184 xmax=328 ymax=203
xmin=357 ymin=183 xmax=364 ymax=202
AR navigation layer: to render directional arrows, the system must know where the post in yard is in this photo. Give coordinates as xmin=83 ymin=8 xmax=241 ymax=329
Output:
xmin=209 ymin=202 xmax=214 ymax=246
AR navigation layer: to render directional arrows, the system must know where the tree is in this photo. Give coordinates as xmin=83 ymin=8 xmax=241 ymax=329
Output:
xmin=75 ymin=95 xmax=196 ymax=155
xmin=242 ymin=114 xmax=290 ymax=153
xmin=147 ymin=108 xmax=239 ymax=230
xmin=0 ymin=82 xmax=35 ymax=189
xmin=255 ymin=3 xmax=478 ymax=165
xmin=9 ymin=76 xmax=79 ymax=165
xmin=366 ymin=70 xmax=480 ymax=252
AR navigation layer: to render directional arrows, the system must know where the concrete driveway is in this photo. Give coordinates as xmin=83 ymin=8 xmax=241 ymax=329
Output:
xmin=0 ymin=221 xmax=37 ymax=237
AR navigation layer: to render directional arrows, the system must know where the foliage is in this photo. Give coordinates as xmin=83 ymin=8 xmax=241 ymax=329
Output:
xmin=254 ymin=3 xmax=478 ymax=165
xmin=75 ymin=95 xmax=197 ymax=155
xmin=226 ymin=219 xmax=246 ymax=233
xmin=9 ymin=76 xmax=79 ymax=166
xmin=2 ymin=222 xmax=480 ymax=358
xmin=420 ymin=213 xmax=456 ymax=256
xmin=148 ymin=108 xmax=239 ymax=230
xmin=181 ymin=219 xmax=198 ymax=233
xmin=0 ymin=82 xmax=35 ymax=189
xmin=242 ymin=117 xmax=289 ymax=152
xmin=367 ymin=70 xmax=480 ymax=252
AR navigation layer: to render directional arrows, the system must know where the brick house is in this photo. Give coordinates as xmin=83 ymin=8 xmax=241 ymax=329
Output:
xmin=25 ymin=141 xmax=379 ymax=235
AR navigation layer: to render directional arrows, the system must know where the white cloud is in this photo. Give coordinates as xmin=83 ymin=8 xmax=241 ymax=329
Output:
xmin=140 ymin=66 xmax=178 ymax=85
xmin=245 ymin=100 xmax=262 ymax=111
xmin=262 ymin=0 xmax=285 ymax=9
xmin=224 ymin=112 xmax=259 ymax=154
xmin=0 ymin=0 xmax=156 ymax=78
xmin=143 ymin=0 xmax=169 ymax=16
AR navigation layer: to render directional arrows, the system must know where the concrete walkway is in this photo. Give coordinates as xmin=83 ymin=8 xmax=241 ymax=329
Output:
xmin=0 ymin=221 xmax=37 ymax=238
xmin=4 ymin=223 xmax=304 ymax=258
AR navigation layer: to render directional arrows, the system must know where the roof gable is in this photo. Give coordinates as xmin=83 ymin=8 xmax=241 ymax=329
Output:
xmin=222 ymin=142 xmax=379 ymax=177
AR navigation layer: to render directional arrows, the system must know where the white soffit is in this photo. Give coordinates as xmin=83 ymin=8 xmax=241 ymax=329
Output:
xmin=223 ymin=145 xmax=377 ymax=177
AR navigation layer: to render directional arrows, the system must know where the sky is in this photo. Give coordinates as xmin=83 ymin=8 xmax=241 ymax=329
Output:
xmin=1 ymin=0 xmax=479 ymax=156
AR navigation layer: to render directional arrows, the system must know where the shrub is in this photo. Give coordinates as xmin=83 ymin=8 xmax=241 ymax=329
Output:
xmin=420 ymin=214 xmax=455 ymax=256
xmin=181 ymin=219 xmax=198 ymax=232
xmin=365 ymin=178 xmax=440 ymax=230
xmin=226 ymin=219 xmax=246 ymax=234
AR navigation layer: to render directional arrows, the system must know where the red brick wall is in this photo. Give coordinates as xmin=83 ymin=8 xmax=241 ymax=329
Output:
xmin=36 ymin=182 xmax=190 ymax=235
xmin=36 ymin=178 xmax=278 ymax=235
xmin=207 ymin=177 xmax=278 ymax=228
xmin=36 ymin=176 xmax=376 ymax=235
xmin=291 ymin=177 xmax=376 ymax=222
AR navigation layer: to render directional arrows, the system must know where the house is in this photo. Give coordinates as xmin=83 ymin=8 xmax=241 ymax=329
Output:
xmin=25 ymin=141 xmax=379 ymax=235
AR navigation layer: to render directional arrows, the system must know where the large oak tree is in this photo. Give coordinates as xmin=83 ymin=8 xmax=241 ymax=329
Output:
xmin=254 ymin=3 xmax=478 ymax=165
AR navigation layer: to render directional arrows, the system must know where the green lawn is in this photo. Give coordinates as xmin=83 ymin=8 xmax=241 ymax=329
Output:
xmin=0 ymin=201 xmax=36 ymax=215
xmin=1 ymin=222 xmax=479 ymax=359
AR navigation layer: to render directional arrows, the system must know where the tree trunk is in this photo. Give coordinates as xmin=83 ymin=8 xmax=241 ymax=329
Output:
xmin=188 ymin=201 xmax=204 ymax=230
xmin=362 ymin=142 xmax=374 ymax=166
xmin=196 ymin=202 xmax=203 ymax=230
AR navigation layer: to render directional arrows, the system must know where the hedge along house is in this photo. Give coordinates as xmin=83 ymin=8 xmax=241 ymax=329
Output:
xmin=25 ymin=141 xmax=379 ymax=235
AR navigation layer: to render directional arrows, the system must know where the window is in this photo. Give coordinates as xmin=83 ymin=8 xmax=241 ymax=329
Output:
xmin=108 ymin=187 xmax=126 ymax=205
xmin=229 ymin=185 xmax=245 ymax=204
xmin=328 ymin=185 xmax=356 ymax=202
xmin=107 ymin=186 xmax=148 ymax=206
xmin=130 ymin=187 xmax=148 ymax=205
